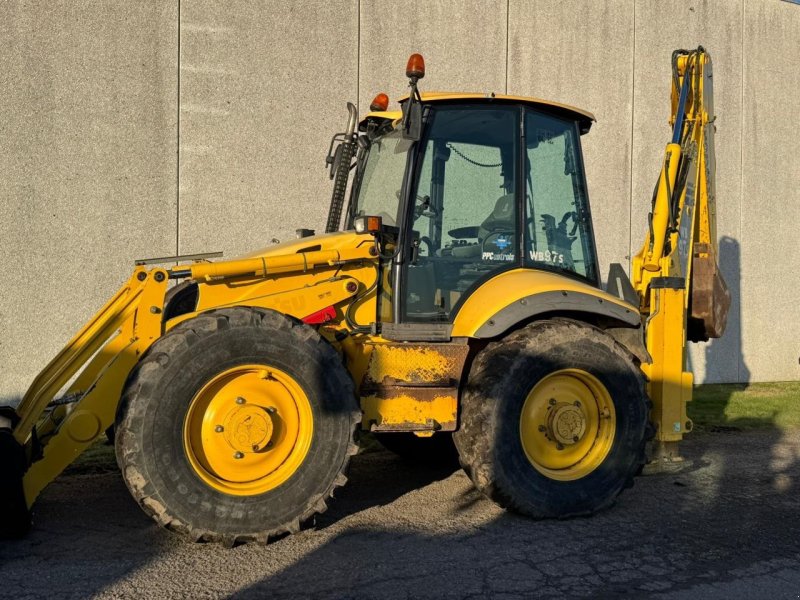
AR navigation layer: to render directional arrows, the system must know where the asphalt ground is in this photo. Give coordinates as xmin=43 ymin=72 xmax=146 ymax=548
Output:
xmin=1 ymin=429 xmax=799 ymax=599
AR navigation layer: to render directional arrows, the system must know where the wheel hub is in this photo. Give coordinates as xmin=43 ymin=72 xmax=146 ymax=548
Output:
xmin=519 ymin=369 xmax=616 ymax=481
xmin=183 ymin=364 xmax=313 ymax=495
xmin=223 ymin=404 xmax=275 ymax=454
xmin=547 ymin=404 xmax=586 ymax=445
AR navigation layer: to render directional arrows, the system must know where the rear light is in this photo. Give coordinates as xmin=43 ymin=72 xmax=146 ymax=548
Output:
xmin=302 ymin=305 xmax=337 ymax=325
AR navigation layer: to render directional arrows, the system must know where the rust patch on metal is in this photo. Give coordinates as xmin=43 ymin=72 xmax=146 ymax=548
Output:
xmin=688 ymin=244 xmax=730 ymax=342
xmin=359 ymin=342 xmax=466 ymax=432
xmin=362 ymin=342 xmax=469 ymax=389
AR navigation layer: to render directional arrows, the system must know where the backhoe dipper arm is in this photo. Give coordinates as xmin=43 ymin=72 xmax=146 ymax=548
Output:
xmin=631 ymin=48 xmax=730 ymax=453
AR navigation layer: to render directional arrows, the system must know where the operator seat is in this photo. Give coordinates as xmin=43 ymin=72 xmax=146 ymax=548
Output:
xmin=451 ymin=193 xmax=516 ymax=258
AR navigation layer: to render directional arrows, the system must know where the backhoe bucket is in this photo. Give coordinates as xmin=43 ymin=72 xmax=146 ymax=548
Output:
xmin=688 ymin=243 xmax=730 ymax=342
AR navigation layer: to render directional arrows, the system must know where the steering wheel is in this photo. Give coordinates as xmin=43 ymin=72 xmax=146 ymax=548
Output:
xmin=481 ymin=229 xmax=515 ymax=259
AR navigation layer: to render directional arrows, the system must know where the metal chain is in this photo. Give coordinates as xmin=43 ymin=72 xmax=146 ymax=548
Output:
xmin=446 ymin=143 xmax=502 ymax=168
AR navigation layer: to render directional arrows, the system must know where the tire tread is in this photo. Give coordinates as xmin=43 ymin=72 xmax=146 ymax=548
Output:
xmin=116 ymin=307 xmax=360 ymax=545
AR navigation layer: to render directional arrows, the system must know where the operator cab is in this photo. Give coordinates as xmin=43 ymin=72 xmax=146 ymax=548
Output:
xmin=343 ymin=80 xmax=600 ymax=326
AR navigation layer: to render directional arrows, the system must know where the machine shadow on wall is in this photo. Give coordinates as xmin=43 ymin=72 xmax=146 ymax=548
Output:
xmin=695 ymin=235 xmax=754 ymax=428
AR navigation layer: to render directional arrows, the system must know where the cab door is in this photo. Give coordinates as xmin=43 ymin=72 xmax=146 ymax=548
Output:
xmin=399 ymin=104 xmax=521 ymax=323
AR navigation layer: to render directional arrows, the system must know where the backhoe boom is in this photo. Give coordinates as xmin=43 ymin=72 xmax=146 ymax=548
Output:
xmin=632 ymin=47 xmax=730 ymax=456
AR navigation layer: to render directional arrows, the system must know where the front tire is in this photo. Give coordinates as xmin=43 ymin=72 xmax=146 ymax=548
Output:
xmin=115 ymin=307 xmax=359 ymax=544
xmin=454 ymin=318 xmax=650 ymax=518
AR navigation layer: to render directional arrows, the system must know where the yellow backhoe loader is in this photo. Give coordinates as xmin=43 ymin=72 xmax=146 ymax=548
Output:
xmin=0 ymin=48 xmax=729 ymax=544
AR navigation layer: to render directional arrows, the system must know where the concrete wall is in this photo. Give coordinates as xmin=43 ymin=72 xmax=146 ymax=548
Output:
xmin=0 ymin=1 xmax=178 ymax=400
xmin=1 ymin=0 xmax=798 ymax=397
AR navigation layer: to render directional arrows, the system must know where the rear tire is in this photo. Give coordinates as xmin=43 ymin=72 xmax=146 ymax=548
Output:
xmin=115 ymin=307 xmax=359 ymax=544
xmin=454 ymin=318 xmax=650 ymax=518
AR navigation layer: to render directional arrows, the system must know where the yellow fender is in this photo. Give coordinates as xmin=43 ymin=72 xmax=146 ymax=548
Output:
xmin=452 ymin=269 xmax=640 ymax=339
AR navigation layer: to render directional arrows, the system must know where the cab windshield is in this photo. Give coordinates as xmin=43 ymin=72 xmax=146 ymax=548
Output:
xmin=349 ymin=129 xmax=413 ymax=227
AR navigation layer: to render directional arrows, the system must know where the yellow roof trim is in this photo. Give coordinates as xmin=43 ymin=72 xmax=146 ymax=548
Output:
xmin=362 ymin=109 xmax=403 ymax=121
xmin=396 ymin=91 xmax=595 ymax=123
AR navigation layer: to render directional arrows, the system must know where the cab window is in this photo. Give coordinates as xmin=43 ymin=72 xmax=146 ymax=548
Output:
xmin=404 ymin=105 xmax=519 ymax=322
xmin=524 ymin=110 xmax=598 ymax=282
xmin=352 ymin=130 xmax=413 ymax=227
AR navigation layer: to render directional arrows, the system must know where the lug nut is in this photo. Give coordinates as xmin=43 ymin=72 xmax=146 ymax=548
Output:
xmin=214 ymin=425 xmax=224 ymax=433
xmin=266 ymin=406 xmax=277 ymax=415
xmin=574 ymin=400 xmax=581 ymax=408
xmin=234 ymin=451 xmax=244 ymax=459
xmin=538 ymin=425 xmax=546 ymax=433
xmin=556 ymin=443 xmax=564 ymax=451
xmin=236 ymin=397 xmax=245 ymax=405
xmin=573 ymin=435 xmax=580 ymax=443
xmin=266 ymin=440 xmax=273 ymax=448
xmin=549 ymin=398 xmax=556 ymax=406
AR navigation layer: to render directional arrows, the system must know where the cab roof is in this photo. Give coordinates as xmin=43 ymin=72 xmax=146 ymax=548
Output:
xmin=383 ymin=91 xmax=596 ymax=134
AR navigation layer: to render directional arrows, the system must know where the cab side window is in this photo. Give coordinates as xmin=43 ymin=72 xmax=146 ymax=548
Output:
xmin=524 ymin=111 xmax=597 ymax=282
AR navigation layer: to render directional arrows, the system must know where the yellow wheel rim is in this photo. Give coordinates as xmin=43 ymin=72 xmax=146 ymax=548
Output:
xmin=183 ymin=364 xmax=313 ymax=496
xmin=519 ymin=369 xmax=616 ymax=481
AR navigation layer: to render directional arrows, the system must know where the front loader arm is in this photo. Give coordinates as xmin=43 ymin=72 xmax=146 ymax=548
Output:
xmin=1 ymin=242 xmax=377 ymax=527
xmin=631 ymin=48 xmax=730 ymax=455
xmin=17 ymin=267 xmax=169 ymax=505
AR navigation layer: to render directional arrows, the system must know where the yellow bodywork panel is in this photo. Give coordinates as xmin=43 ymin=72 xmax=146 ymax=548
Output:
xmin=361 ymin=393 xmax=458 ymax=433
xmin=365 ymin=344 xmax=454 ymax=385
xmin=398 ymin=92 xmax=595 ymax=124
xmin=188 ymin=232 xmax=379 ymax=328
xmin=358 ymin=342 xmax=468 ymax=432
xmin=453 ymin=268 xmax=639 ymax=337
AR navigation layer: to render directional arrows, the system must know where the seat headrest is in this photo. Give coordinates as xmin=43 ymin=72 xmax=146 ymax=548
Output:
xmin=480 ymin=193 xmax=516 ymax=236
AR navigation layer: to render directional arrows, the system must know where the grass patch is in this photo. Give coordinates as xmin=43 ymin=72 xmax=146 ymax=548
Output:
xmin=690 ymin=381 xmax=800 ymax=431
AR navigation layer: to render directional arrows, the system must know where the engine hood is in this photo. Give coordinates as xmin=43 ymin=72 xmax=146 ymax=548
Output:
xmin=240 ymin=230 xmax=371 ymax=260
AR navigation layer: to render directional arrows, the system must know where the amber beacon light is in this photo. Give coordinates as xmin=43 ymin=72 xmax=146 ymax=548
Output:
xmin=406 ymin=53 xmax=425 ymax=80
xmin=370 ymin=93 xmax=389 ymax=112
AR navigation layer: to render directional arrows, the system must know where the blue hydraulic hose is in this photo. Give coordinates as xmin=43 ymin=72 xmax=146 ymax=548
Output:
xmin=671 ymin=58 xmax=692 ymax=144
